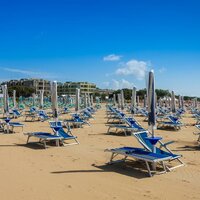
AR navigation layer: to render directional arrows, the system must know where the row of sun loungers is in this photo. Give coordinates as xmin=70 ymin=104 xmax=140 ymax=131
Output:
xmin=25 ymin=121 xmax=79 ymax=148
xmin=23 ymin=106 xmax=96 ymax=148
xmin=0 ymin=120 xmax=24 ymax=133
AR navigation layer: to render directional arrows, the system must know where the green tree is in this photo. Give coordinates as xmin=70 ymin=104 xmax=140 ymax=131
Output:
xmin=7 ymin=86 xmax=35 ymax=98
xmin=155 ymin=89 xmax=171 ymax=99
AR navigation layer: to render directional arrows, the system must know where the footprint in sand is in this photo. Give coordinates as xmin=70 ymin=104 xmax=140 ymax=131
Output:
xmin=72 ymin=158 xmax=80 ymax=162
xmin=182 ymin=179 xmax=190 ymax=183
xmin=187 ymin=161 xmax=197 ymax=166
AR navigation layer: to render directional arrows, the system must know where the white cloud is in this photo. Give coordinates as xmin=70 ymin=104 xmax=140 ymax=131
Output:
xmin=158 ymin=67 xmax=166 ymax=73
xmin=121 ymin=79 xmax=134 ymax=89
xmin=102 ymin=81 xmax=110 ymax=87
xmin=111 ymin=79 xmax=120 ymax=89
xmin=2 ymin=67 xmax=40 ymax=76
xmin=104 ymin=79 xmax=134 ymax=90
xmin=115 ymin=59 xmax=147 ymax=80
xmin=103 ymin=54 xmax=122 ymax=61
xmin=1 ymin=67 xmax=58 ymax=79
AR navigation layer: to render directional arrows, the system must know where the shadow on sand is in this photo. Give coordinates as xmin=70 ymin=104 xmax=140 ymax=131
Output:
xmin=0 ymin=143 xmax=53 ymax=150
xmin=51 ymin=161 xmax=154 ymax=179
xmin=176 ymin=145 xmax=200 ymax=151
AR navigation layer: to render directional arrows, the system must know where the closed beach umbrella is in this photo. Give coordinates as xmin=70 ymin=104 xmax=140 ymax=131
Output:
xmin=168 ymin=97 xmax=171 ymax=108
xmin=137 ymin=96 xmax=140 ymax=107
xmin=2 ymin=85 xmax=9 ymax=117
xmin=13 ymin=90 xmax=16 ymax=108
xmin=32 ymin=93 xmax=36 ymax=106
xmin=121 ymin=90 xmax=125 ymax=110
xmin=194 ymin=98 xmax=198 ymax=108
xmin=178 ymin=95 xmax=181 ymax=108
xmin=131 ymin=87 xmax=137 ymax=111
xmin=171 ymin=91 xmax=176 ymax=113
xmin=84 ymin=93 xmax=87 ymax=108
xmin=39 ymin=90 xmax=44 ymax=109
xmin=181 ymin=96 xmax=184 ymax=109
xmin=75 ymin=88 xmax=80 ymax=112
xmin=88 ymin=94 xmax=91 ymax=107
xmin=91 ymin=95 xmax=94 ymax=106
xmin=144 ymin=94 xmax=147 ymax=108
xmin=51 ymin=81 xmax=58 ymax=120
xmin=147 ymin=70 xmax=156 ymax=137
xmin=113 ymin=94 xmax=117 ymax=106
xmin=155 ymin=92 xmax=157 ymax=107
xmin=117 ymin=93 xmax=121 ymax=109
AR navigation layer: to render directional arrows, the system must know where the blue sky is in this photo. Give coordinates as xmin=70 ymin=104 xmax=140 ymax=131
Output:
xmin=0 ymin=0 xmax=200 ymax=96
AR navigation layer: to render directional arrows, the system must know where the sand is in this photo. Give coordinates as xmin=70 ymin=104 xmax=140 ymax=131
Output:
xmin=0 ymin=106 xmax=200 ymax=200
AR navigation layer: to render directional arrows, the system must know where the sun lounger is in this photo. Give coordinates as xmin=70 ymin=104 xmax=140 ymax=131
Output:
xmin=107 ymin=117 xmax=144 ymax=136
xmin=157 ymin=115 xmax=183 ymax=130
xmin=38 ymin=110 xmax=49 ymax=122
xmin=106 ymin=107 xmax=125 ymax=123
xmin=62 ymin=107 xmax=70 ymax=114
xmin=105 ymin=130 xmax=184 ymax=176
xmin=81 ymin=110 xmax=94 ymax=120
xmin=132 ymin=131 xmax=184 ymax=171
xmin=24 ymin=132 xmax=63 ymax=148
xmin=105 ymin=147 xmax=172 ymax=177
xmin=64 ymin=114 xmax=90 ymax=128
xmin=2 ymin=120 xmax=24 ymax=133
xmin=24 ymin=112 xmax=38 ymax=121
xmin=49 ymin=121 xmax=79 ymax=146
xmin=193 ymin=124 xmax=200 ymax=143
xmin=12 ymin=109 xmax=22 ymax=118
xmin=9 ymin=122 xmax=24 ymax=133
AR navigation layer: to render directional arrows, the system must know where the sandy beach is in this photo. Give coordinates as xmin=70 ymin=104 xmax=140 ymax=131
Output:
xmin=0 ymin=106 xmax=199 ymax=200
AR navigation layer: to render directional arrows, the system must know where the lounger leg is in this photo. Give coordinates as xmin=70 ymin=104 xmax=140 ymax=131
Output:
xmin=27 ymin=136 xmax=30 ymax=144
xmin=75 ymin=138 xmax=80 ymax=144
xmin=145 ymin=161 xmax=152 ymax=177
xmin=86 ymin=121 xmax=91 ymax=126
xmin=198 ymin=135 xmax=200 ymax=142
xmin=43 ymin=140 xmax=47 ymax=149
xmin=123 ymin=156 xmax=128 ymax=161
xmin=107 ymin=127 xmax=111 ymax=134
xmin=124 ymin=129 xmax=127 ymax=136
xmin=165 ymin=158 xmax=184 ymax=171
xmin=56 ymin=140 xmax=60 ymax=147
xmin=109 ymin=153 xmax=115 ymax=163
xmin=7 ymin=124 xmax=10 ymax=134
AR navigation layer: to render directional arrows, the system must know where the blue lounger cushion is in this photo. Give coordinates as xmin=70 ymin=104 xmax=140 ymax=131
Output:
xmin=30 ymin=132 xmax=62 ymax=139
xmin=108 ymin=147 xmax=172 ymax=162
xmin=9 ymin=122 xmax=24 ymax=126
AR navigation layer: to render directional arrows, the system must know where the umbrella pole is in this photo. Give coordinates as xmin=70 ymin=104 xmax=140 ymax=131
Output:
xmin=151 ymin=125 xmax=157 ymax=171
xmin=6 ymin=112 xmax=10 ymax=134
xmin=152 ymin=125 xmax=156 ymax=153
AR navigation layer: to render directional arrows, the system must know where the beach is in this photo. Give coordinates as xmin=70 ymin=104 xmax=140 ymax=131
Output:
xmin=0 ymin=106 xmax=199 ymax=200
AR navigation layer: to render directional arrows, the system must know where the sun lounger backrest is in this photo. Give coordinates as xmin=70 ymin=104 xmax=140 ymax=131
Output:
xmin=125 ymin=118 xmax=144 ymax=130
xmin=73 ymin=114 xmax=82 ymax=122
xmin=133 ymin=131 xmax=152 ymax=151
xmin=134 ymin=131 xmax=179 ymax=157
xmin=30 ymin=107 xmax=36 ymax=113
xmin=57 ymin=128 xmax=71 ymax=138
xmin=13 ymin=109 xmax=20 ymax=116
xmin=195 ymin=125 xmax=200 ymax=130
xmin=125 ymin=118 xmax=136 ymax=126
xmin=168 ymin=116 xmax=179 ymax=123
xmin=49 ymin=121 xmax=62 ymax=127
